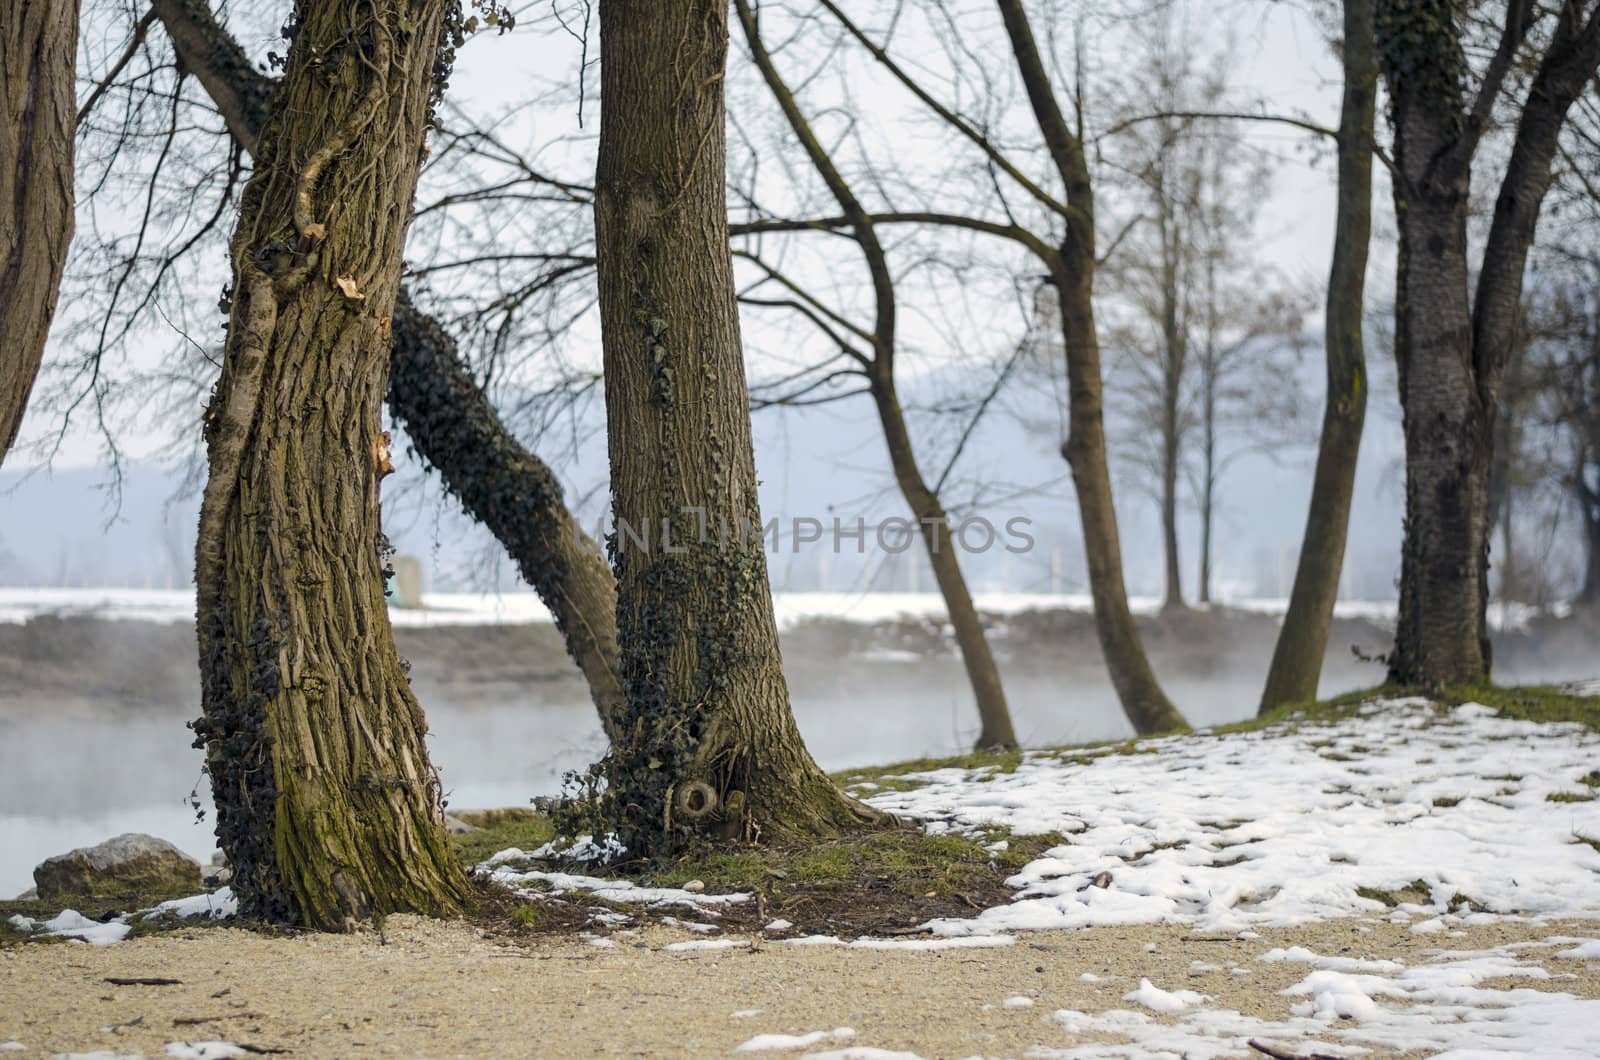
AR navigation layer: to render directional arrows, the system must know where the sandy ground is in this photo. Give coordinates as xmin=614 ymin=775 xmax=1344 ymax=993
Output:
xmin=3 ymin=916 xmax=1597 ymax=1058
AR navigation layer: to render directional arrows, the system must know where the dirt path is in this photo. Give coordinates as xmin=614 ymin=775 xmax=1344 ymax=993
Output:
xmin=3 ymin=916 xmax=1597 ymax=1058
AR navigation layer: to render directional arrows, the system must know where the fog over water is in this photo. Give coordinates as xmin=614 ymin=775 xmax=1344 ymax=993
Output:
xmin=3 ymin=598 xmax=1594 ymax=898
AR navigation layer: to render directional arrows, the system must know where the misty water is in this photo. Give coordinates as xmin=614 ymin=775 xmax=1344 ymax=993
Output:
xmin=0 ymin=666 xmax=1289 ymax=897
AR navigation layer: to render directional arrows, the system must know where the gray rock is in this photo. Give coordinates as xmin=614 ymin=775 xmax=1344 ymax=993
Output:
xmin=33 ymin=833 xmax=202 ymax=901
xmin=12 ymin=887 xmax=37 ymax=901
xmin=443 ymin=814 xmax=481 ymax=835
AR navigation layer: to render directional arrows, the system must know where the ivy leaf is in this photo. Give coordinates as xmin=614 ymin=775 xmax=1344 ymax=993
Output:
xmin=335 ymin=276 xmax=365 ymax=300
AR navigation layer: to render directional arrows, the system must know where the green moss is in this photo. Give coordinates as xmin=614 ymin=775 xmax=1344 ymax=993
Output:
xmin=510 ymin=904 xmax=544 ymax=929
xmin=1439 ymin=683 xmax=1600 ymax=730
xmin=450 ymin=810 xmax=557 ymax=868
xmin=645 ymin=826 xmax=1060 ymax=899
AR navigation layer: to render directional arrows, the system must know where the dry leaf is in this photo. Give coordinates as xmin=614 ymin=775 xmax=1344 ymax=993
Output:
xmin=335 ymin=275 xmax=364 ymax=300
xmin=302 ymin=222 xmax=327 ymax=242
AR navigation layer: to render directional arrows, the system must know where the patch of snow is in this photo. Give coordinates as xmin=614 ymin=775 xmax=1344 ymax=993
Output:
xmin=1556 ymin=939 xmax=1600 ymax=960
xmin=165 ymin=1044 xmax=250 ymax=1059
xmin=847 ymin=935 xmax=1015 ymax=952
xmin=487 ymin=866 xmax=749 ymax=912
xmin=1121 ymin=978 xmax=1209 ymax=1013
xmin=1002 ymin=995 xmax=1034 ymax=1008
xmin=1258 ymin=946 xmax=1404 ymax=974
xmin=0 ymin=1044 xmax=23 ymax=1052
xmin=800 ymin=1050 xmax=924 ymax=1060
xmin=858 ymin=698 xmax=1600 ymax=937
xmin=38 ymin=910 xmax=130 ymax=946
xmin=663 ymin=938 xmax=747 ymax=952
xmin=764 ymin=919 xmax=794 ymax=932
xmin=735 ymin=1027 xmax=855 ymax=1052
xmin=144 ymin=887 xmax=237 ymax=921
xmin=732 ymin=1009 xmax=764 ymax=1019
xmin=660 ymin=916 xmax=718 ymax=934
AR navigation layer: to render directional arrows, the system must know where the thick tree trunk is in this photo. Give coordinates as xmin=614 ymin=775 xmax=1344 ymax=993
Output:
xmin=1054 ymin=264 xmax=1190 ymax=734
xmin=594 ymin=0 xmax=883 ymax=856
xmin=1378 ymin=0 xmax=1600 ymax=687
xmin=1259 ymin=0 xmax=1375 ymax=711
xmin=0 ymin=0 xmax=77 ymax=467
xmin=874 ymin=386 xmax=1017 ymax=750
xmin=151 ymin=0 xmax=626 ymax=740
xmin=192 ymin=0 xmax=468 ymax=929
xmin=1387 ymin=197 xmax=1493 ymax=685
xmin=388 ymin=297 xmax=626 ymax=741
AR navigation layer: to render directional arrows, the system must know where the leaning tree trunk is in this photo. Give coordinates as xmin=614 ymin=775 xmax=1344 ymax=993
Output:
xmin=1259 ymin=0 xmax=1375 ymax=712
xmin=594 ymin=0 xmax=884 ymax=856
xmin=151 ymin=0 xmax=626 ymax=740
xmin=1053 ymin=263 xmax=1191 ymax=733
xmin=389 ymin=297 xmax=626 ymax=741
xmin=875 ymin=384 xmax=1018 ymax=750
xmin=0 ymin=0 xmax=77 ymax=467
xmin=192 ymin=0 xmax=468 ymax=929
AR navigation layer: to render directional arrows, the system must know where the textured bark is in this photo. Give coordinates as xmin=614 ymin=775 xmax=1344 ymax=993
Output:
xmin=0 ymin=0 xmax=77 ymax=467
xmin=736 ymin=0 xmax=1017 ymax=751
xmin=152 ymin=0 xmax=626 ymax=739
xmin=1378 ymin=0 xmax=1600 ymax=687
xmin=192 ymin=0 xmax=468 ymax=929
xmin=388 ymin=298 xmax=626 ymax=741
xmin=1259 ymin=0 xmax=1376 ymax=712
xmin=594 ymin=0 xmax=884 ymax=855
xmin=996 ymin=0 xmax=1189 ymax=734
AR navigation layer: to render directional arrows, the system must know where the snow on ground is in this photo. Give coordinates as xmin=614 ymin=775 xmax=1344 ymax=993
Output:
xmin=6 ymin=887 xmax=236 ymax=946
xmin=1040 ymin=937 xmax=1600 ymax=1059
xmin=0 ymin=586 xmax=1555 ymax=630
xmin=855 ymin=698 xmax=1600 ymax=936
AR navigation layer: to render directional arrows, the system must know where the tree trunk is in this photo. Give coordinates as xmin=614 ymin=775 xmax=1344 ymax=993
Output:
xmin=993 ymin=0 xmax=1187 ymax=735
xmin=1578 ymin=471 xmax=1600 ymax=607
xmin=1387 ymin=197 xmax=1493 ymax=685
xmin=151 ymin=0 xmax=626 ymax=740
xmin=388 ymin=296 xmax=626 ymax=741
xmin=594 ymin=0 xmax=884 ymax=856
xmin=1054 ymin=264 xmax=1190 ymax=734
xmin=1378 ymin=0 xmax=1600 ymax=687
xmin=1158 ymin=191 xmax=1186 ymax=612
xmin=0 ymin=0 xmax=77 ymax=467
xmin=1199 ymin=401 xmax=1215 ymax=607
xmin=192 ymin=0 xmax=468 ymax=929
xmin=874 ymin=384 xmax=1017 ymax=750
xmin=1259 ymin=0 xmax=1375 ymax=711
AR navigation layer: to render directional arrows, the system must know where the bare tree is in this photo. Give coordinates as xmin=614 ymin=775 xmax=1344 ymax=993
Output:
xmin=1 ymin=0 xmax=78 ymax=466
xmin=733 ymin=0 xmax=1018 ymax=750
xmin=1099 ymin=24 xmax=1307 ymax=610
xmin=1260 ymin=0 xmax=1378 ymax=711
xmin=192 ymin=0 xmax=471 ymax=928
xmin=1377 ymin=0 xmax=1600 ymax=686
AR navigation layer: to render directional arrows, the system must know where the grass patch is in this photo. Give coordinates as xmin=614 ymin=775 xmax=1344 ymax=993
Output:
xmin=1432 ymin=796 xmax=1462 ymax=808
xmin=1355 ymin=879 xmax=1432 ymax=908
xmin=1572 ymin=835 xmax=1600 ymax=854
xmin=449 ymin=807 xmax=557 ymax=868
xmin=1547 ymin=791 xmax=1596 ymax=804
xmin=1439 ymin=683 xmax=1600 ymax=730
xmin=833 ymin=748 xmax=1023 ymax=793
